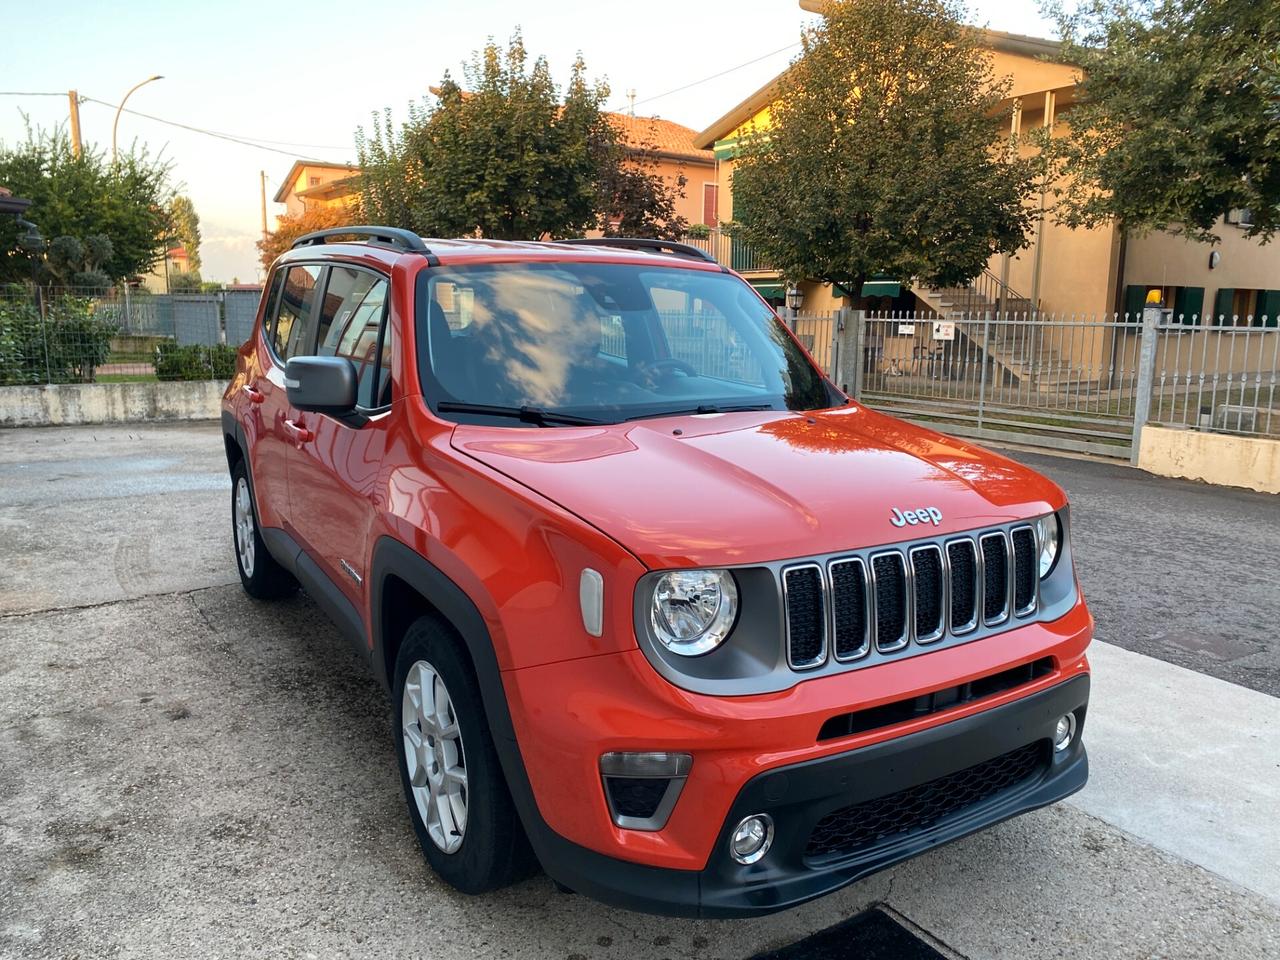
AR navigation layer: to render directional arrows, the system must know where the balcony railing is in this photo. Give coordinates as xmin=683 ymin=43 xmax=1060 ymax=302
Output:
xmin=679 ymin=229 xmax=774 ymax=273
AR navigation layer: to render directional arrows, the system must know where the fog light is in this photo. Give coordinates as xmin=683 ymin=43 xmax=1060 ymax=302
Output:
xmin=1053 ymin=713 xmax=1077 ymax=753
xmin=729 ymin=814 xmax=774 ymax=865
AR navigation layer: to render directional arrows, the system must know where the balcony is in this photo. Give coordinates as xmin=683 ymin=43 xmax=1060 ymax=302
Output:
xmin=678 ymin=229 xmax=774 ymax=274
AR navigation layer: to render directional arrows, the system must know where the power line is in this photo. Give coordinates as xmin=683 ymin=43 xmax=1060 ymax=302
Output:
xmin=78 ymin=96 xmax=351 ymax=160
xmin=0 ymin=91 xmax=65 ymax=97
xmin=622 ymin=42 xmax=800 ymax=111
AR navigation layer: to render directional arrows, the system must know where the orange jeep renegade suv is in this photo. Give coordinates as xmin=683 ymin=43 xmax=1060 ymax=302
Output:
xmin=222 ymin=227 xmax=1091 ymax=917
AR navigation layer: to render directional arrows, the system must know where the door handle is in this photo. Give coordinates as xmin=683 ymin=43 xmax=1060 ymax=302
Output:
xmin=242 ymin=384 xmax=265 ymax=404
xmin=283 ymin=418 xmax=314 ymax=443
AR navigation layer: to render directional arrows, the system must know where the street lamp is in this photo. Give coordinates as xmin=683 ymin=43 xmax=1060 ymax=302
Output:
xmin=785 ymin=283 xmax=805 ymax=312
xmin=112 ymin=75 xmax=164 ymax=162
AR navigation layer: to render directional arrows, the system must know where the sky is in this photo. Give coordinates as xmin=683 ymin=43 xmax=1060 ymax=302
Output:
xmin=1 ymin=0 xmax=1057 ymax=283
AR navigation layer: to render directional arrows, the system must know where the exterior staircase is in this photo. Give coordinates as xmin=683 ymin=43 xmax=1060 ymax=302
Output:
xmin=912 ymin=273 xmax=1095 ymax=392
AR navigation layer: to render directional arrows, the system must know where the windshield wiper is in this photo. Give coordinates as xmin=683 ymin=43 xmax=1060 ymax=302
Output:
xmin=436 ymin=401 xmax=607 ymax=427
xmin=623 ymin=403 xmax=775 ymax=422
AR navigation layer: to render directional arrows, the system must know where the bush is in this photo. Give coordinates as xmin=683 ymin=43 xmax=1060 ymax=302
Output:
xmin=0 ymin=296 xmax=118 ymax=384
xmin=154 ymin=341 xmax=237 ymax=380
xmin=684 ymin=223 xmax=712 ymax=239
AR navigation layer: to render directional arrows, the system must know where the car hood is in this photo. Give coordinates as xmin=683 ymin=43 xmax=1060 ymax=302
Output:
xmin=451 ymin=404 xmax=1064 ymax=570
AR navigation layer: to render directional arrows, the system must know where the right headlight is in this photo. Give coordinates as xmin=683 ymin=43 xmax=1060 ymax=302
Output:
xmin=650 ymin=569 xmax=739 ymax=656
xmin=1035 ymin=513 xmax=1062 ymax=579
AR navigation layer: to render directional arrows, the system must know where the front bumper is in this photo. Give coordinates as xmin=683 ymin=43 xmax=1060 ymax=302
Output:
xmin=529 ymin=673 xmax=1089 ymax=917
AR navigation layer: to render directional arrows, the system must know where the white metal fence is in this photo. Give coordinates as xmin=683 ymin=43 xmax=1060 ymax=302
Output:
xmin=791 ymin=308 xmax=1279 ymax=460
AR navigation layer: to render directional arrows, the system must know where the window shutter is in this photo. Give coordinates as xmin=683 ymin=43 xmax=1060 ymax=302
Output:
xmin=1213 ymin=288 xmax=1235 ymax=326
xmin=1174 ymin=287 xmax=1204 ymax=325
xmin=1257 ymin=290 xmax=1280 ymax=328
xmin=1123 ymin=285 xmax=1146 ymax=320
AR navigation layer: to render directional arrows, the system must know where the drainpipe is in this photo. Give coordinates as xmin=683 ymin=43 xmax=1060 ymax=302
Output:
xmin=1029 ymin=91 xmax=1055 ymax=317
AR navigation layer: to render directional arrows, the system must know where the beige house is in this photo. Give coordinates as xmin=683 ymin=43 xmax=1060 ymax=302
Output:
xmin=692 ymin=4 xmax=1280 ymax=326
xmin=272 ymin=161 xmax=359 ymax=217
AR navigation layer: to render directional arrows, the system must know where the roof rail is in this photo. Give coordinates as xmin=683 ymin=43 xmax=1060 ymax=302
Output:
xmin=554 ymin=237 xmax=720 ymax=265
xmin=291 ymin=225 xmax=437 ymax=262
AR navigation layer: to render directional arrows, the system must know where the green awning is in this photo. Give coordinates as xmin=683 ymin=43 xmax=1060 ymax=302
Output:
xmin=750 ymin=281 xmax=785 ymax=298
xmin=861 ymin=279 xmax=901 ymax=297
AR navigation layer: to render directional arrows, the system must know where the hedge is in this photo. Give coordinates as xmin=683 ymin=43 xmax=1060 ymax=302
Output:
xmin=0 ymin=297 xmax=118 ymax=385
xmin=154 ymin=341 xmax=238 ymax=381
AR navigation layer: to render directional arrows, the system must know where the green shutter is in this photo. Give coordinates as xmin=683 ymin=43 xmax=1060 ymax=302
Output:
xmin=1213 ymin=288 xmax=1235 ymax=325
xmin=1173 ymin=287 xmax=1204 ymax=325
xmin=1257 ymin=290 xmax=1280 ymax=328
xmin=1123 ymin=285 xmax=1147 ymax=320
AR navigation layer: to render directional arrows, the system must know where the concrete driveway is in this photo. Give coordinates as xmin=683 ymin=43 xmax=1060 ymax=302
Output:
xmin=1 ymin=423 xmax=1277 ymax=959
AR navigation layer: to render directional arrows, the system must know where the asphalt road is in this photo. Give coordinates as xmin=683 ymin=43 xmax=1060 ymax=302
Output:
xmin=1 ymin=422 xmax=1277 ymax=960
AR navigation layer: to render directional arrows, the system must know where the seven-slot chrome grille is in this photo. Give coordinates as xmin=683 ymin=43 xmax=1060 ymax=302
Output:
xmin=782 ymin=523 xmax=1040 ymax=672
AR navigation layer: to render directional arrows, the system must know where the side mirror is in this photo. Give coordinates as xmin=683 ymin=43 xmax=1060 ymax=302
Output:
xmin=285 ymin=356 xmax=358 ymax=416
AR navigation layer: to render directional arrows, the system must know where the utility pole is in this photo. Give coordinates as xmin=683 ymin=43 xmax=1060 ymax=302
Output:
xmin=68 ymin=91 xmax=82 ymax=158
xmin=259 ymin=171 xmax=269 ymax=241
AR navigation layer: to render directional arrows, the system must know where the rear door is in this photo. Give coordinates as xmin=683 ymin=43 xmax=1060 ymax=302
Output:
xmin=244 ymin=263 xmax=322 ymax=532
xmin=286 ymin=264 xmax=393 ymax=609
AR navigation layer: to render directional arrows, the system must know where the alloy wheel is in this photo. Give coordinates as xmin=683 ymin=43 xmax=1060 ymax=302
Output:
xmin=402 ymin=660 xmax=469 ymax=853
xmin=234 ymin=477 xmax=255 ymax=577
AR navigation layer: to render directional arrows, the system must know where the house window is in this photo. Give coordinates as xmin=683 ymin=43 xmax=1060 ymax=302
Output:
xmin=702 ymin=183 xmax=719 ymax=228
xmin=308 ymin=175 xmax=321 ymax=187
xmin=1211 ymin=288 xmax=1276 ymax=326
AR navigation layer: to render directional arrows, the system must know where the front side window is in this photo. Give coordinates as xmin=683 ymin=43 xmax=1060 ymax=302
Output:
xmin=416 ymin=262 xmax=832 ymax=425
xmin=318 ymin=266 xmax=391 ymax=407
xmin=272 ymin=264 xmax=322 ymax=361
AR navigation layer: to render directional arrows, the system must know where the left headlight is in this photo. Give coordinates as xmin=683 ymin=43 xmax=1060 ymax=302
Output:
xmin=1035 ymin=513 xmax=1062 ymax=579
xmin=650 ymin=569 xmax=739 ymax=656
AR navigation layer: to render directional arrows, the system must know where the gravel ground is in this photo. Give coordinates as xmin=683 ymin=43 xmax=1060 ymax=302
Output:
xmin=1 ymin=422 xmax=1277 ymax=959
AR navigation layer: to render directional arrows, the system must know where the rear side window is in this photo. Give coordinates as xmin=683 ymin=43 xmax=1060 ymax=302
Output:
xmin=272 ymin=264 xmax=322 ymax=361
xmin=319 ymin=266 xmax=391 ymax=408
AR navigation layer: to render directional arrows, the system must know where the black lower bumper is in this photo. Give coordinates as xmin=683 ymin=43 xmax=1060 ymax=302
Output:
xmin=529 ymin=674 xmax=1090 ymax=918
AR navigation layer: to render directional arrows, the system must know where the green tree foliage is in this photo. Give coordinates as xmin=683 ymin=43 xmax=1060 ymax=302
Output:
xmin=0 ymin=125 xmax=174 ymax=284
xmin=1046 ymin=0 xmax=1280 ymax=243
xmin=731 ymin=0 xmax=1035 ymax=292
xmin=357 ymin=32 xmax=685 ymax=240
xmin=168 ymin=195 xmax=202 ymax=271
xmin=45 ymin=234 xmax=113 ymax=292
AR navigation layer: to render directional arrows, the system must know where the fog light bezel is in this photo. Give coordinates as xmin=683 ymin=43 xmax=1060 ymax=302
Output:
xmin=1053 ymin=712 xmax=1078 ymax=753
xmin=729 ymin=813 xmax=775 ymax=865
xmin=599 ymin=752 xmax=692 ymax=832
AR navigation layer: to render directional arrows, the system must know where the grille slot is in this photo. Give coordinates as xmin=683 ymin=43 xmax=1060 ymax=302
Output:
xmin=980 ymin=533 xmax=1010 ymax=625
xmin=783 ymin=565 xmax=826 ymax=668
xmin=871 ymin=552 xmax=909 ymax=652
xmin=829 ymin=558 xmax=869 ymax=661
xmin=947 ymin=539 xmax=979 ymax=633
xmin=1011 ymin=526 xmax=1037 ymax=616
xmin=805 ymin=741 xmax=1047 ymax=861
xmin=910 ymin=546 xmax=945 ymax=643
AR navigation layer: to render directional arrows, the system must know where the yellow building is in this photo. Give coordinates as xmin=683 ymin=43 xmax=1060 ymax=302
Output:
xmin=272 ymin=161 xmax=359 ymax=217
xmin=692 ymin=5 xmax=1280 ymax=326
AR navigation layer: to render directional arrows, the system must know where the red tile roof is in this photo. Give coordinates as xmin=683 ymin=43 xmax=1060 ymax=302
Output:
xmin=607 ymin=113 xmax=714 ymax=164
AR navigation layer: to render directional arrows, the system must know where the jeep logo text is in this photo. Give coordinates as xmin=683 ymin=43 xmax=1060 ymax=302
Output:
xmin=890 ymin=506 xmax=942 ymax=527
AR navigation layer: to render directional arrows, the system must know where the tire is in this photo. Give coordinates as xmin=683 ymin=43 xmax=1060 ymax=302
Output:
xmin=230 ymin=459 xmax=298 ymax=600
xmin=393 ymin=616 xmax=534 ymax=894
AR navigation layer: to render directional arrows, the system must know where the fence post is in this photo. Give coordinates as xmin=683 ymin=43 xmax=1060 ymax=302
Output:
xmin=36 ymin=286 xmax=53 ymax=384
xmin=977 ymin=311 xmax=991 ymax=431
xmin=122 ymin=283 xmax=132 ymax=331
xmin=849 ymin=309 xmax=866 ymax=399
xmin=1130 ymin=304 xmax=1162 ymax=465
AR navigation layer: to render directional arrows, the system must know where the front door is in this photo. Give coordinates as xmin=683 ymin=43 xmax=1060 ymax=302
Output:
xmin=287 ymin=265 xmax=394 ymax=611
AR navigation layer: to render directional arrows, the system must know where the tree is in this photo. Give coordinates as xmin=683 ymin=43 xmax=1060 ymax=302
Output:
xmin=168 ymin=195 xmax=202 ymax=271
xmin=257 ymin=204 xmax=360 ymax=271
xmin=357 ymin=32 xmax=685 ymax=240
xmin=730 ymin=0 xmax=1036 ymax=293
xmin=0 ymin=124 xmax=174 ymax=284
xmin=1046 ymin=0 xmax=1280 ymax=244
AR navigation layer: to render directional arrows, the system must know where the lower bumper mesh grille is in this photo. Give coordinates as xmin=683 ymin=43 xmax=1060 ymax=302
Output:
xmin=804 ymin=741 xmax=1047 ymax=861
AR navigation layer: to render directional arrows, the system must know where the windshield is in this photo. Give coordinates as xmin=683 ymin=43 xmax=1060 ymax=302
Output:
xmin=415 ymin=262 xmax=833 ymax=425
